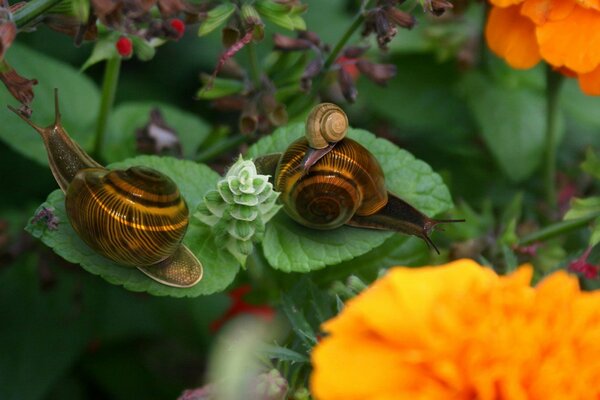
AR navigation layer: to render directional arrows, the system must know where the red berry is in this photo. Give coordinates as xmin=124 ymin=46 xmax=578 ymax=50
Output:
xmin=170 ymin=19 xmax=185 ymax=39
xmin=115 ymin=36 xmax=133 ymax=57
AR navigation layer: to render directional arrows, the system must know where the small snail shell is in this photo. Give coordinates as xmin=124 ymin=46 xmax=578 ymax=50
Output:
xmin=9 ymin=90 xmax=202 ymax=288
xmin=305 ymin=103 xmax=348 ymax=149
xmin=275 ymin=138 xmax=388 ymax=229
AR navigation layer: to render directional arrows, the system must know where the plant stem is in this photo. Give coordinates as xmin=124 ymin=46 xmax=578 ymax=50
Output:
xmin=519 ymin=214 xmax=600 ymax=245
xmin=93 ymin=56 xmax=121 ymax=159
xmin=322 ymin=13 xmax=365 ymax=72
xmin=543 ymin=66 xmax=564 ymax=210
xmin=12 ymin=0 xmax=63 ymax=28
xmin=246 ymin=42 xmax=261 ymax=87
xmin=195 ymin=133 xmax=250 ymax=163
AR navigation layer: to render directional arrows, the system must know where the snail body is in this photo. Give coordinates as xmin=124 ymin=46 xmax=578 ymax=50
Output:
xmin=9 ymin=90 xmax=202 ymax=288
xmin=256 ymin=103 xmax=463 ymax=253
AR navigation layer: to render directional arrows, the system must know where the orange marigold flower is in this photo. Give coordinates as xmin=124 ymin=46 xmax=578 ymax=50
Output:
xmin=485 ymin=0 xmax=600 ymax=95
xmin=310 ymin=259 xmax=600 ymax=400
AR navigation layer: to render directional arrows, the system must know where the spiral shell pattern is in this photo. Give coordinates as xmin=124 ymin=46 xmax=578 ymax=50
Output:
xmin=305 ymin=103 xmax=349 ymax=149
xmin=65 ymin=166 xmax=189 ymax=267
xmin=275 ymin=138 xmax=388 ymax=229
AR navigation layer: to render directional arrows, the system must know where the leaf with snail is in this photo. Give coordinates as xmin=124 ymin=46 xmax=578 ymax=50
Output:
xmin=26 ymin=156 xmax=240 ymax=298
xmin=246 ymin=124 xmax=454 ymax=273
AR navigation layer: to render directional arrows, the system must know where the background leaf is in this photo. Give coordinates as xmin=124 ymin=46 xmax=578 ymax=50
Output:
xmin=462 ymin=71 xmax=549 ymax=182
xmin=103 ymin=102 xmax=211 ymax=163
xmin=246 ymin=124 xmax=453 ymax=272
xmin=0 ymin=43 xmax=100 ymax=165
xmin=26 ymin=156 xmax=240 ymax=297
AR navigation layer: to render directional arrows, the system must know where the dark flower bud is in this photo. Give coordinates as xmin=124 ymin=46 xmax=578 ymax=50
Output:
xmin=222 ymin=25 xmax=241 ymax=48
xmin=338 ymin=68 xmax=357 ymax=103
xmin=300 ymin=58 xmax=323 ymax=91
xmin=157 ymin=0 xmax=189 ymax=17
xmin=211 ymin=95 xmax=246 ymax=112
xmin=297 ymin=30 xmax=321 ymax=47
xmin=423 ymin=0 xmax=453 ymax=16
xmin=343 ymin=46 xmax=368 ymax=59
xmin=273 ymin=33 xmax=312 ymax=51
xmin=386 ymin=7 xmax=415 ymax=29
xmin=240 ymin=98 xmax=259 ymax=134
xmin=356 ymin=60 xmax=396 ymax=85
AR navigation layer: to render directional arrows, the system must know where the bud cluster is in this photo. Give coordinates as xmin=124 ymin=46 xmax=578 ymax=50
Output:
xmin=194 ymin=156 xmax=281 ymax=266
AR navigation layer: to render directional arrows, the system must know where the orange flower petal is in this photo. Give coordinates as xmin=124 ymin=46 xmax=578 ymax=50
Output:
xmin=576 ymin=0 xmax=600 ymax=11
xmin=485 ymin=5 xmax=541 ymax=69
xmin=537 ymin=6 xmax=600 ymax=73
xmin=490 ymin=0 xmax=526 ymax=7
xmin=578 ymin=64 xmax=600 ymax=94
xmin=520 ymin=0 xmax=575 ymax=24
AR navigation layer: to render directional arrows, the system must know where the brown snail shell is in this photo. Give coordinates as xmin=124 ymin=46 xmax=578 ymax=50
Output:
xmin=9 ymin=90 xmax=202 ymax=288
xmin=275 ymin=137 xmax=387 ymax=229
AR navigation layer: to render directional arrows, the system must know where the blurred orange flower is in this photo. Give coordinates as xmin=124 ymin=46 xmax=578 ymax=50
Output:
xmin=310 ymin=260 xmax=600 ymax=400
xmin=485 ymin=0 xmax=600 ymax=95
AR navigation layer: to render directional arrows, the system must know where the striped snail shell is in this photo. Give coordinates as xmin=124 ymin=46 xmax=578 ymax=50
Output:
xmin=275 ymin=137 xmax=388 ymax=229
xmin=305 ymin=103 xmax=348 ymax=149
xmin=9 ymin=90 xmax=202 ymax=288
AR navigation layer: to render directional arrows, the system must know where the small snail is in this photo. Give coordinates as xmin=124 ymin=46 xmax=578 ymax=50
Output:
xmin=255 ymin=103 xmax=463 ymax=253
xmin=301 ymin=103 xmax=348 ymax=172
xmin=9 ymin=90 xmax=202 ymax=288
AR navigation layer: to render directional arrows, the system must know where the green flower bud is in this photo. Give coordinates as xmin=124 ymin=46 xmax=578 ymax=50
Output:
xmin=195 ymin=156 xmax=281 ymax=265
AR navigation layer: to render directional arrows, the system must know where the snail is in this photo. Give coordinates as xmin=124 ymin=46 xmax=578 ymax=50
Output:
xmin=254 ymin=103 xmax=463 ymax=253
xmin=9 ymin=90 xmax=203 ymax=288
xmin=301 ymin=103 xmax=348 ymax=172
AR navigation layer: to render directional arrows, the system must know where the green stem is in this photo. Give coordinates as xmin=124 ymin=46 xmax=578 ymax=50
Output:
xmin=246 ymin=42 xmax=261 ymax=87
xmin=12 ymin=0 xmax=64 ymax=28
xmin=93 ymin=56 xmax=121 ymax=159
xmin=543 ymin=66 xmax=564 ymax=210
xmin=322 ymin=13 xmax=365 ymax=72
xmin=519 ymin=214 xmax=600 ymax=245
xmin=195 ymin=133 xmax=250 ymax=163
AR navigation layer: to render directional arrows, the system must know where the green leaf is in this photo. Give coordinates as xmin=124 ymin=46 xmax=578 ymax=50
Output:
xmin=564 ymin=197 xmax=600 ymax=220
xmin=246 ymin=124 xmax=453 ymax=272
xmin=258 ymin=344 xmax=309 ymax=363
xmin=588 ymin=223 xmax=600 ymax=249
xmin=581 ymin=147 xmax=600 ymax=180
xmin=357 ymin=54 xmax=473 ymax=138
xmin=462 ymin=71 xmax=550 ymax=182
xmin=26 ymin=156 xmax=240 ymax=297
xmin=81 ymin=34 xmax=119 ymax=71
xmin=255 ymin=0 xmax=296 ymax=30
xmin=198 ymin=3 xmax=236 ymax=36
xmin=0 ymin=43 xmax=100 ymax=165
xmin=103 ymin=102 xmax=210 ymax=163
xmin=196 ymin=76 xmax=245 ymax=100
